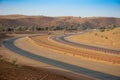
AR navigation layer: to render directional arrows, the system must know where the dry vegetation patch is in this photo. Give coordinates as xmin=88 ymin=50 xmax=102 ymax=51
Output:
xmin=0 ymin=60 xmax=71 ymax=80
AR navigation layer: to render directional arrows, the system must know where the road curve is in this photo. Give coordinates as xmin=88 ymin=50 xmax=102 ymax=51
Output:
xmin=51 ymin=34 xmax=120 ymax=55
xmin=2 ymin=36 xmax=120 ymax=80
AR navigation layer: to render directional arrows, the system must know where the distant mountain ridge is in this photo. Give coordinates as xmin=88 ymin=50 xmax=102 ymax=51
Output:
xmin=0 ymin=15 xmax=120 ymax=31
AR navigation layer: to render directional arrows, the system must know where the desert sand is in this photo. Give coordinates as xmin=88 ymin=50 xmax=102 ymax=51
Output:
xmin=68 ymin=28 xmax=120 ymax=50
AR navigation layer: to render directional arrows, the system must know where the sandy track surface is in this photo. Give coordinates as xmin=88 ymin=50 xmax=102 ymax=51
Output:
xmin=1 ymin=34 xmax=94 ymax=80
xmin=13 ymin=36 xmax=95 ymax=80
xmin=13 ymin=35 xmax=120 ymax=79
xmin=31 ymin=35 xmax=120 ymax=64
xmin=0 ymin=34 xmax=73 ymax=80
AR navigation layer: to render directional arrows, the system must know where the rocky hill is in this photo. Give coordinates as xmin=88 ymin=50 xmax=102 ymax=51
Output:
xmin=0 ymin=15 xmax=120 ymax=31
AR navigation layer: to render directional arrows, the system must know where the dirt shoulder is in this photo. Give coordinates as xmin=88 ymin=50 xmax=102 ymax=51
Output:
xmin=0 ymin=60 xmax=72 ymax=80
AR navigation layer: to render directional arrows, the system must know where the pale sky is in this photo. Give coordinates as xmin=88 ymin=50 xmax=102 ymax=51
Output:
xmin=0 ymin=0 xmax=120 ymax=17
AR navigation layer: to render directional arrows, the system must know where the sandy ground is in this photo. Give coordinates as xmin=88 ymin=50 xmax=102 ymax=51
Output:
xmin=0 ymin=60 xmax=72 ymax=80
xmin=0 ymin=33 xmax=93 ymax=80
xmin=0 ymin=34 xmax=72 ymax=80
xmin=30 ymin=35 xmax=120 ymax=65
xmin=68 ymin=28 xmax=120 ymax=50
xmin=1 ymin=33 xmax=120 ymax=80
xmin=14 ymin=36 xmax=120 ymax=77
xmin=13 ymin=36 xmax=95 ymax=80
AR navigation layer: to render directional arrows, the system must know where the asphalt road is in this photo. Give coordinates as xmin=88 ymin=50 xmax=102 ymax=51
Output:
xmin=2 ymin=36 xmax=120 ymax=80
xmin=51 ymin=34 xmax=120 ymax=55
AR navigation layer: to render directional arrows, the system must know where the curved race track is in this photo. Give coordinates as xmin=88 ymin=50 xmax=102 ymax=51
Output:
xmin=2 ymin=36 xmax=120 ymax=80
xmin=51 ymin=34 xmax=120 ymax=55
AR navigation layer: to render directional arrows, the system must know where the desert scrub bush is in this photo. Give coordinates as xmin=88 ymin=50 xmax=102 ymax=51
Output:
xmin=101 ymin=35 xmax=104 ymax=37
xmin=105 ymin=37 xmax=108 ymax=39
xmin=106 ymin=29 xmax=110 ymax=31
xmin=95 ymin=33 xmax=98 ymax=36
xmin=11 ymin=58 xmax=22 ymax=68
xmin=0 ymin=57 xmax=3 ymax=62
xmin=11 ymin=58 xmax=17 ymax=65
xmin=99 ymin=27 xmax=105 ymax=32
xmin=15 ymin=63 xmax=22 ymax=68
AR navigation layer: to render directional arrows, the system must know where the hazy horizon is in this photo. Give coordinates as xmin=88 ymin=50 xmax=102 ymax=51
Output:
xmin=0 ymin=0 xmax=120 ymax=17
xmin=1 ymin=14 xmax=120 ymax=18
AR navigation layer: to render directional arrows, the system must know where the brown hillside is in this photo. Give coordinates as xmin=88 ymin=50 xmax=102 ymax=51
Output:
xmin=0 ymin=15 xmax=120 ymax=29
